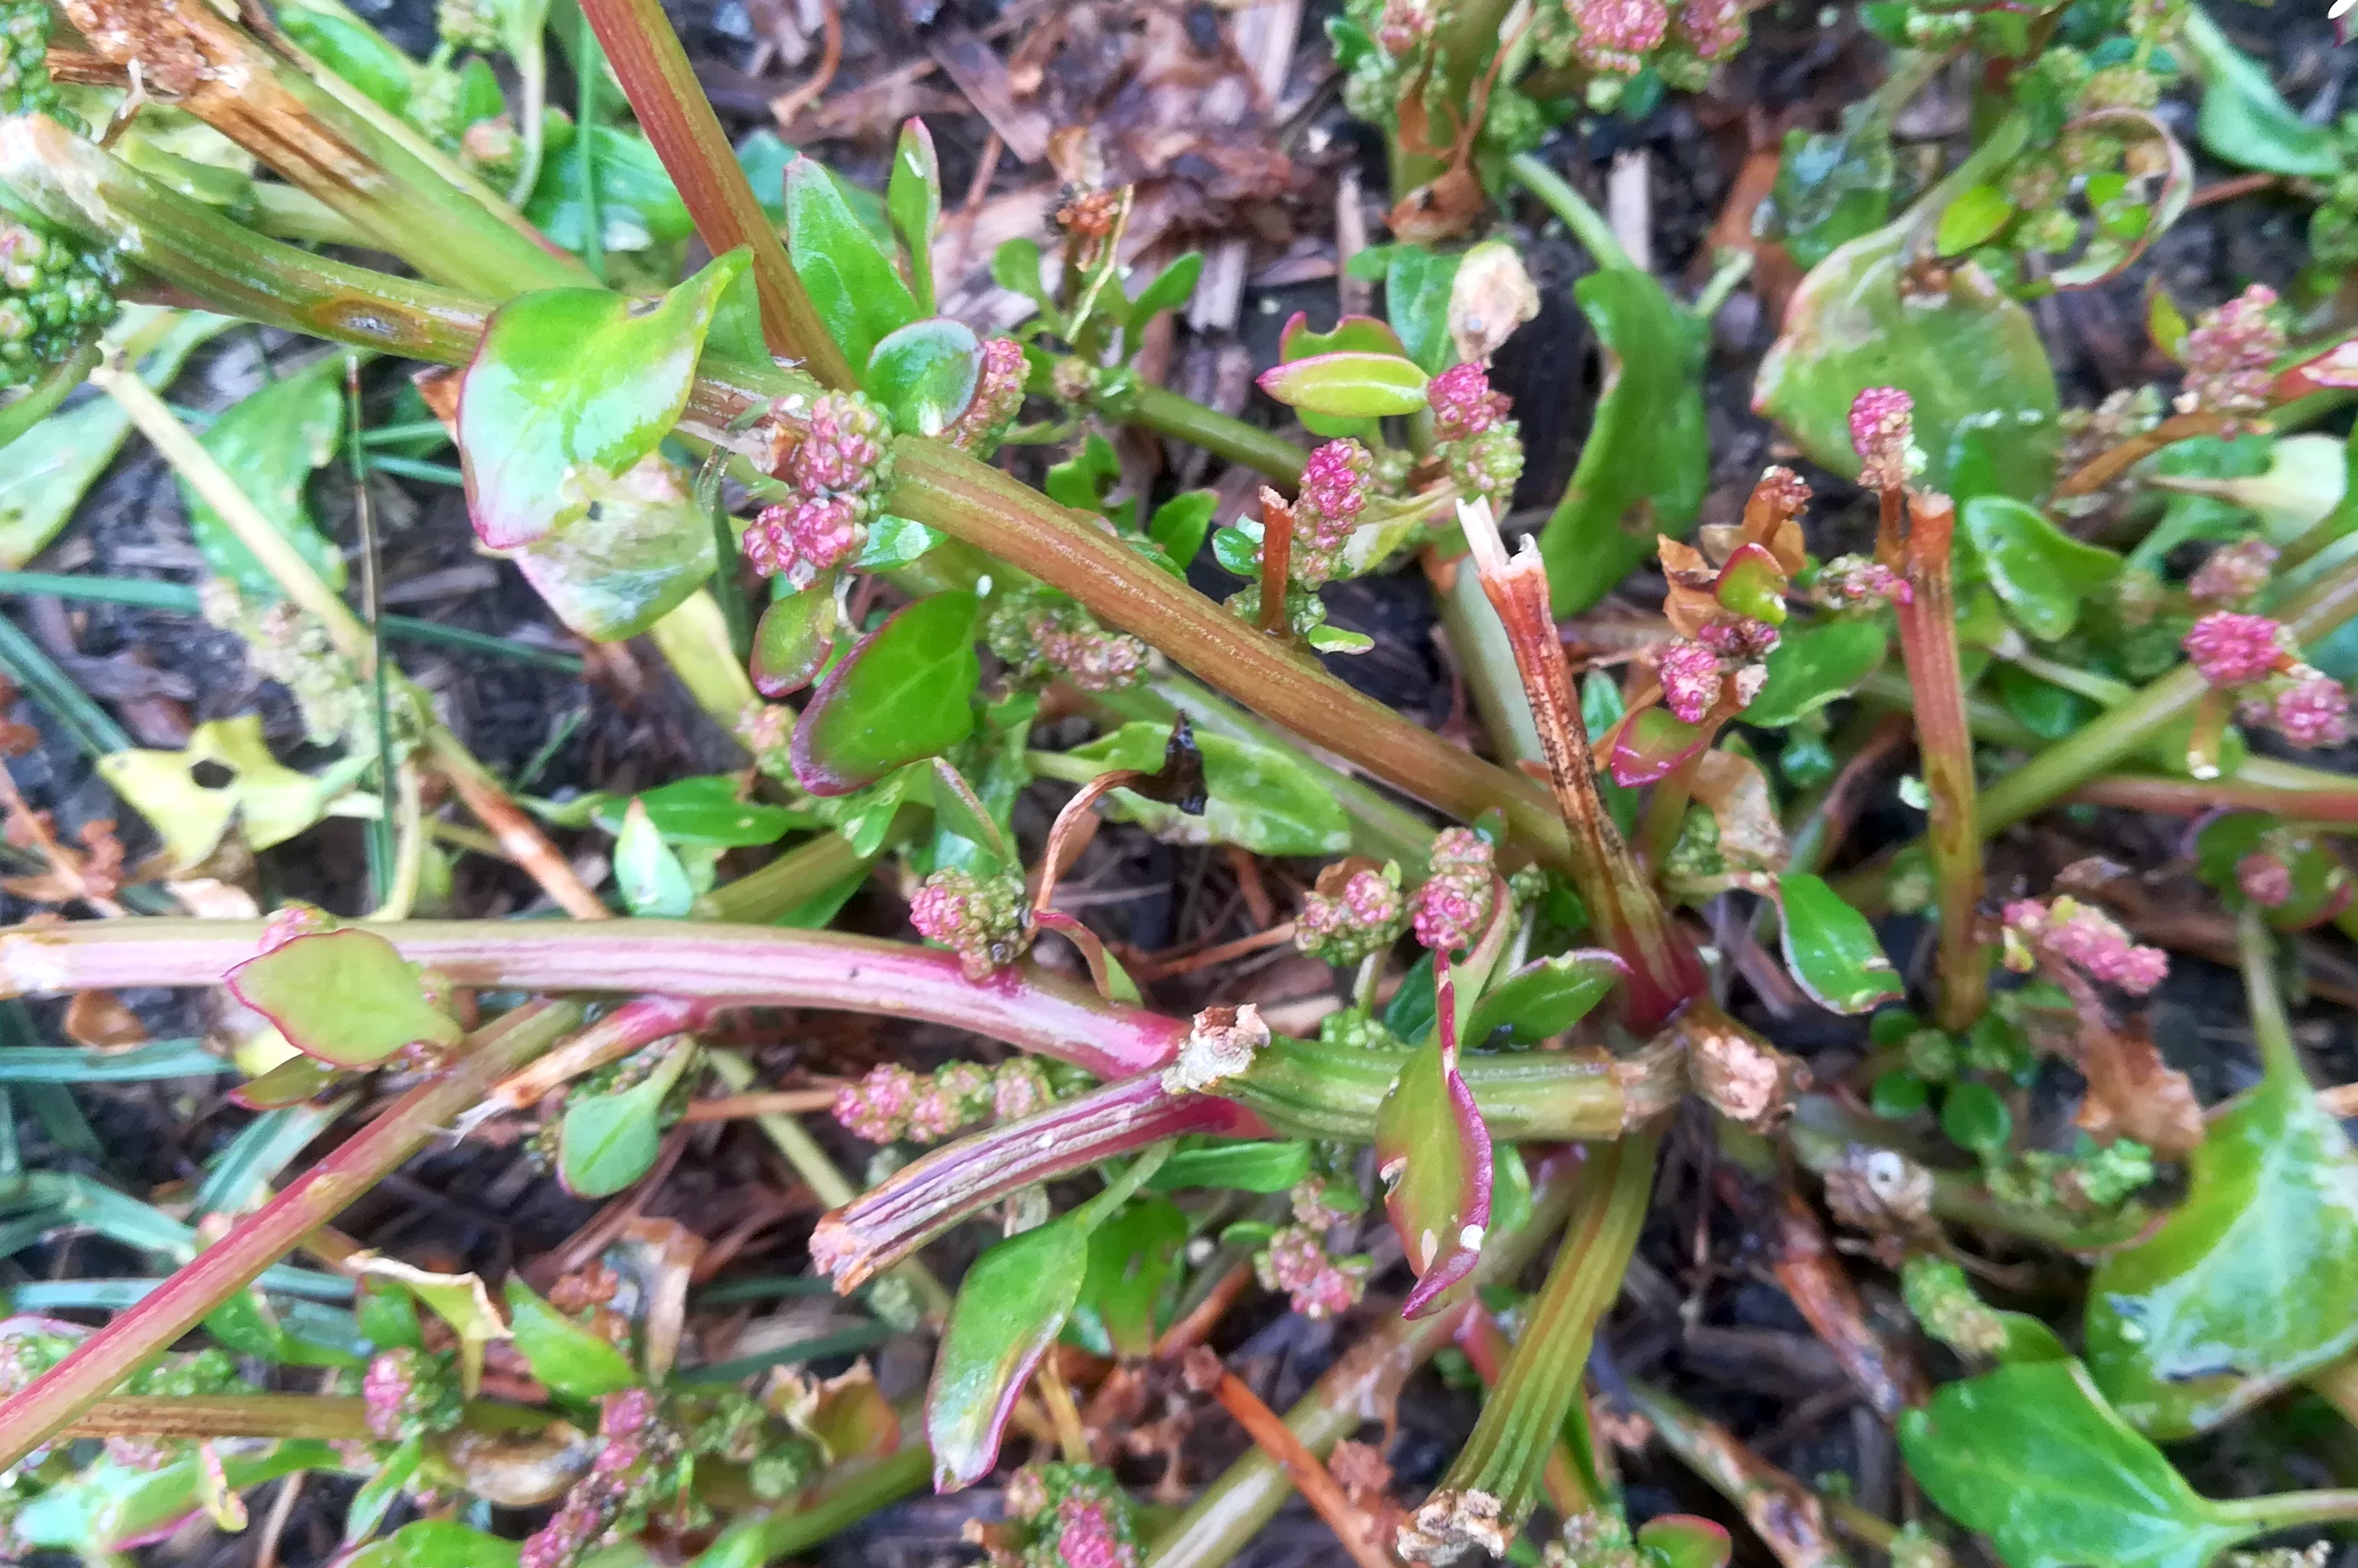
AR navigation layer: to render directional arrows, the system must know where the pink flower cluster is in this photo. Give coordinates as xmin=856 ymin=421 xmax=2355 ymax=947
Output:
xmin=1657 ymin=639 xmax=1724 ymax=724
xmin=1427 ymin=363 xmax=1510 ymax=443
xmin=1291 ymin=1176 xmax=1361 ymax=1230
xmin=999 ymin=1464 xmax=1143 ymax=1568
xmin=2236 ymin=852 xmax=2294 ymax=909
xmin=1289 ymin=438 xmax=1377 ymax=586
xmin=1411 ymin=828 xmax=1496 ymax=954
xmin=1255 ymin=1223 xmax=1369 ymax=1319
xmin=2002 ymin=897 xmax=2170 ymax=995
xmin=1847 ymin=386 xmax=1918 ymax=492
xmin=1427 ymin=363 xmax=1523 ymax=508
xmin=1295 ymin=864 xmax=1406 ymax=965
xmin=946 ymin=335 xmax=1028 ymax=454
xmin=833 ymin=1056 xmax=1055 ymax=1144
xmin=2187 ymin=540 xmax=2278 ymax=606
xmin=1569 ymin=0 xmax=1669 ymax=72
xmin=2183 ymin=611 xmax=2289 ymax=687
xmin=1671 ymin=0 xmax=1745 ymax=59
xmin=362 ymin=1347 xmax=427 ymax=1442
xmin=521 ymin=1390 xmax=669 ymax=1568
xmin=1032 ymin=611 xmax=1150 ymax=691
xmin=2178 ymin=283 xmax=2284 ymax=420
xmin=1813 ymin=554 xmax=1909 ymax=609
xmin=2271 ymin=674 xmax=2353 ymax=748
xmin=908 ymin=867 xmax=1031 ymax=978
xmin=1375 ymin=0 xmax=1433 ymax=54
xmin=2182 ymin=612 xmax=2352 ymax=749
xmin=746 ymin=392 xmax=891 ymax=585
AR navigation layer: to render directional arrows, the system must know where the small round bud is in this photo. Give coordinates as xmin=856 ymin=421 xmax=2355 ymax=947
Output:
xmin=1656 ymin=639 xmax=1722 ymax=724
xmin=746 ymin=494 xmax=865 ymax=586
xmin=834 ymin=1063 xmax=918 ymax=1142
xmin=1847 ymin=386 xmax=1920 ymax=492
xmin=2178 ymin=284 xmax=2284 ymax=420
xmin=1426 ymin=363 xmax=1511 ymax=443
xmin=2188 ymin=539 xmax=2278 ymax=606
xmin=908 ymin=869 xmax=1031 ymax=979
xmin=2183 ymin=611 xmax=2289 ymax=688
xmin=2272 ymin=673 xmax=2353 ymax=748
xmin=1568 ymin=0 xmax=1670 ymax=73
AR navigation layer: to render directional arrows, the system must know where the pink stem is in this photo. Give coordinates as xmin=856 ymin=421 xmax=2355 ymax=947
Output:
xmin=810 ymin=1072 xmax=1265 ymax=1289
xmin=0 ymin=998 xmax=592 ymax=1473
xmin=0 ymin=919 xmax=1192 ymax=1079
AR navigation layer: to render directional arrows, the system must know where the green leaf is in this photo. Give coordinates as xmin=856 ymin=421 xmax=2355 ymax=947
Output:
xmin=927 ymin=1216 xmax=1089 ymax=1488
xmin=1756 ymin=224 xmax=2059 ymax=501
xmin=1385 ymin=246 xmax=1463 ymax=373
xmin=338 ymin=1521 xmax=523 ymax=1568
xmin=1537 ymin=269 xmax=1711 ymax=616
xmin=590 ymin=774 xmax=796 ymax=848
xmin=278 ymin=7 xmax=418 ymax=112
xmin=459 ymin=252 xmax=745 ymax=550
xmin=2085 ymin=1066 xmax=2358 ymax=1439
xmin=1776 ymin=872 xmax=1902 ymax=1014
xmin=864 ymin=317 xmax=980 ymax=437
xmin=1375 ymin=992 xmax=1493 ymax=1318
xmin=1464 ymin=949 xmax=1625 ymax=1047
xmin=991 ymin=237 xmax=1051 ymax=309
xmin=227 ymin=930 xmax=463 ymax=1068
xmin=355 ymin=1277 xmax=424 ymax=1351
xmin=1144 ymin=1140 xmax=1313 ymax=1194
xmin=559 ymin=1037 xmax=697 ymax=1197
xmin=0 ymin=310 xmax=228 ymax=569
xmin=925 ymin=756 xmax=1014 ymax=871
xmin=1148 ymin=492 xmax=1217 ymax=572
xmin=525 ymin=125 xmax=695 ymax=257
xmin=204 ymin=1286 xmax=367 ymax=1367
xmin=2183 ymin=10 xmax=2339 ymax=178
xmin=8 ymin=1442 xmax=335 ymax=1553
xmin=1255 ymin=351 xmax=1431 ymax=418
xmin=1900 ymin=1357 xmax=2251 ymax=1568
xmin=791 ymin=590 xmax=980 ymax=795
xmin=183 ymin=353 xmax=349 ymax=598
xmin=1062 ymin=723 xmax=1350 ymax=856
xmin=752 ymin=581 xmax=839 ymax=697
xmin=1741 ymin=618 xmax=1890 ymax=729
xmin=1125 ymin=252 xmax=1203 ymax=354
xmin=1638 ymin=1517 xmax=1733 ymax=1568
xmin=1961 ymin=495 xmax=2123 ymax=642
xmin=785 ymin=154 xmax=921 ymax=370
xmin=503 ymin=1277 xmax=640 ymax=1399
xmin=613 ymin=798 xmax=695 ymax=918
xmin=1936 ymin=184 xmax=2016 ymax=258
xmin=342 ymin=1434 xmax=423 ymax=1542
xmin=1075 ymin=1197 xmax=1186 ymax=1357
xmin=887 ymin=119 xmax=940 ymax=314
xmin=1993 ymin=662 xmax=2096 ymax=741
xmin=853 ymin=514 xmax=944 ymax=570
xmin=1940 ymin=1080 xmax=2014 ymax=1154
xmin=1774 ymin=107 xmax=1896 ymax=270
xmin=505 ymin=451 xmax=715 ymax=641
xmin=1607 ymin=706 xmax=1712 ymax=789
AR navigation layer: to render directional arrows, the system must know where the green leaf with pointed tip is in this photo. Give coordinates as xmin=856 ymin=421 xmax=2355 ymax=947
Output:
xmin=1375 ymin=1018 xmax=1493 ymax=1319
xmin=459 ymin=252 xmax=745 ymax=550
xmin=1125 ymin=252 xmax=1203 ymax=355
xmin=8 ymin=1442 xmax=336 ymax=1553
xmin=338 ymin=1521 xmax=524 ymax=1568
xmin=1961 ymin=495 xmax=2124 ymax=642
xmin=991 ymin=237 xmax=1051 ymax=309
xmin=1256 ymin=351 xmax=1430 ymax=418
xmin=1638 ymin=1517 xmax=1733 ymax=1568
xmin=1756 ymin=224 xmax=2059 ymax=501
xmin=1900 ymin=1357 xmax=2252 ymax=1568
xmin=227 ymin=930 xmax=463 ymax=1068
xmin=613 ymin=798 xmax=695 ymax=918
xmin=342 ymin=1435 xmax=424 ymax=1543
xmin=1776 ymin=872 xmax=1902 ymax=1014
xmin=854 ymin=514 xmax=944 ymax=570
xmin=559 ymin=1038 xmax=697 ymax=1197
xmin=791 ymin=590 xmax=980 ymax=795
xmin=525 ymin=125 xmax=696 ymax=258
xmin=925 ymin=756 xmax=1012 ymax=871
xmin=503 ymin=1277 xmax=641 ymax=1399
xmin=1741 ymin=618 xmax=1889 ymax=728
xmin=752 ymin=584 xmax=838 ymax=697
xmin=1385 ymin=247 xmax=1463 ymax=373
xmin=1936 ymin=184 xmax=2016 ymax=257
xmin=888 ymin=119 xmax=941 ymax=314
xmin=1064 ymin=723 xmax=1349 ymax=856
xmin=786 ymin=154 xmax=921 ymax=369
xmin=183 ymin=353 xmax=349 ymax=599
xmin=588 ymin=774 xmax=797 ymax=847
xmin=1148 ymin=492 xmax=1217 ymax=572
xmin=928 ymin=1215 xmax=1089 ymax=1489
xmin=2183 ymin=11 xmax=2338 ymax=178
xmin=1608 ymin=706 xmax=1711 ymax=789
xmin=1464 ymin=949 xmax=1625 ymax=1047
xmin=1537 ymin=269 xmax=1710 ymax=616
xmin=1144 ymin=1140 xmax=1313 ymax=1194
xmin=2084 ymin=1065 xmax=2358 ymax=1439
xmin=864 ymin=317 xmax=980 ymax=437
xmin=1075 ymin=1197 xmax=1187 ymax=1358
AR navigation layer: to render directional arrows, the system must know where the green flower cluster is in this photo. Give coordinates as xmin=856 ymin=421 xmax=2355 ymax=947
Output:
xmin=0 ymin=0 xmax=76 ymax=128
xmin=0 ymin=214 xmax=118 ymax=387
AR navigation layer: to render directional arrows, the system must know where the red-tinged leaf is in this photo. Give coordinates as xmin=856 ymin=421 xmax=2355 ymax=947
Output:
xmin=1278 ymin=312 xmax=1408 ymax=362
xmin=1255 ymin=351 xmax=1430 ymax=419
xmin=1714 ymin=542 xmax=1788 ymax=625
xmin=790 ymin=590 xmax=980 ymax=795
xmin=1775 ymin=871 xmax=1902 ymax=1014
xmin=750 ymin=580 xmax=839 ymax=697
xmin=1609 ymin=706 xmax=1712 ymax=788
xmin=1376 ymin=966 xmax=1495 ymax=1318
xmin=927 ymin=1216 xmax=1089 ymax=1489
xmin=458 ymin=252 xmax=747 ymax=550
xmin=231 ymin=1054 xmax=348 ymax=1110
xmin=227 ymin=931 xmax=463 ymax=1069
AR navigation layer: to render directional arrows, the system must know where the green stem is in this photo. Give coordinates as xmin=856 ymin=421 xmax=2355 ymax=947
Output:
xmin=0 ymin=332 xmax=100 ymax=451
xmin=2237 ymin=907 xmax=2307 ymax=1087
xmin=1416 ymin=1136 xmax=1656 ymax=1550
xmin=0 ymin=999 xmax=584 ymax=1471
xmin=1507 ymin=153 xmax=1633 ymax=273
xmin=64 ymin=1393 xmax=551 ymax=1441
xmin=1126 ymin=383 xmax=1306 ymax=487
xmin=692 ymin=828 xmax=879 ymax=923
xmin=574 ymin=0 xmax=854 ymax=383
xmin=1435 ymin=553 xmax=1543 ymax=764
xmin=1146 ymin=1157 xmax=1584 ymax=1568
xmin=1690 ymin=248 xmax=1755 ymax=322
xmin=574 ymin=8 xmax=606 ymax=284
xmin=2214 ymin=1488 xmax=2358 ymax=1532
xmin=756 ymin=1442 xmax=931 ymax=1557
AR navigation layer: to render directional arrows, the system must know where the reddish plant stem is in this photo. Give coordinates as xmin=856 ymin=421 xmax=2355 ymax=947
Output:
xmin=809 ymin=1073 xmax=1264 ymax=1289
xmin=2053 ymin=410 xmax=2232 ymax=498
xmin=1743 ymin=1184 xmax=1927 ymax=1419
xmin=679 ymin=1089 xmax=841 ymax=1121
xmin=574 ymin=0 xmax=853 ymax=384
xmin=1461 ymin=524 xmax=1703 ymax=1032
xmin=1258 ymin=492 xmax=1295 ymax=639
xmin=2069 ymin=773 xmax=2358 ymax=822
xmin=1195 ymin=1361 xmax=1403 ymax=1568
xmin=0 ymin=919 xmax=1189 ymax=1080
xmin=1892 ymin=492 xmax=1985 ymax=1031
xmin=0 ymin=999 xmax=585 ymax=1472
xmin=427 ymin=733 xmax=609 ymax=920
xmin=1454 ymin=1312 xmax=1594 ymax=1517
xmin=61 ymin=1395 xmax=550 ymax=1441
xmin=1622 ymin=1380 xmax=1853 ymax=1568
xmin=486 ymin=993 xmax=715 ymax=1112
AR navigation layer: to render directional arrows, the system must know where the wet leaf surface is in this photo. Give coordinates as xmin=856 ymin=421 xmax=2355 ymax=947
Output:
xmin=1777 ymin=872 xmax=1903 ymax=1014
xmin=927 ymin=1215 xmax=1088 ymax=1488
xmin=791 ymin=590 xmax=980 ymax=795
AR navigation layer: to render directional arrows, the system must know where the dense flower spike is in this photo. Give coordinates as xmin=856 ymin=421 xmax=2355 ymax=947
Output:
xmin=2236 ymin=852 xmax=2295 ymax=910
xmin=744 ymin=494 xmax=863 ymax=587
xmin=1813 ymin=554 xmax=1909 ymax=609
xmin=2272 ymin=674 xmax=2353 ymax=749
xmin=1847 ymin=386 xmax=1920 ymax=492
xmin=990 ymin=1057 xmax=1055 ymax=1121
xmin=947 ymin=336 xmax=1029 ymax=454
xmin=1411 ymin=828 xmax=1496 ymax=953
xmin=909 ymin=868 xmax=1032 ymax=979
xmin=2002 ymin=897 xmax=2170 ymax=995
xmin=1254 ymin=1224 xmax=1370 ymax=1319
xmin=1448 ymin=423 xmax=1526 ymax=510
xmin=1295 ymin=864 xmax=1407 ymax=965
xmin=1291 ymin=1177 xmax=1362 ymax=1230
xmin=906 ymin=1060 xmax=994 ymax=1142
xmin=747 ymin=392 xmax=892 ymax=583
xmin=986 ymin=588 xmax=1150 ymax=692
xmin=0 ymin=215 xmax=118 ymax=388
xmin=1427 ymin=363 xmax=1510 ymax=443
xmin=361 ymin=1346 xmax=460 ymax=1442
xmin=787 ymin=393 xmax=891 ymax=494
xmin=520 ymin=1389 xmax=675 ymax=1568
xmin=1656 ymin=640 xmax=1722 ymax=724
xmin=2183 ymin=612 xmax=2290 ymax=688
xmin=991 ymin=1465 xmax=1143 ymax=1568
xmin=2177 ymin=283 xmax=2284 ymax=421
xmin=1670 ymin=0 xmax=1745 ymax=60
xmin=1568 ymin=0 xmax=1670 ymax=74
xmin=2188 ymin=539 xmax=2278 ymax=606
xmin=835 ymin=1063 xmax=920 ymax=1142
